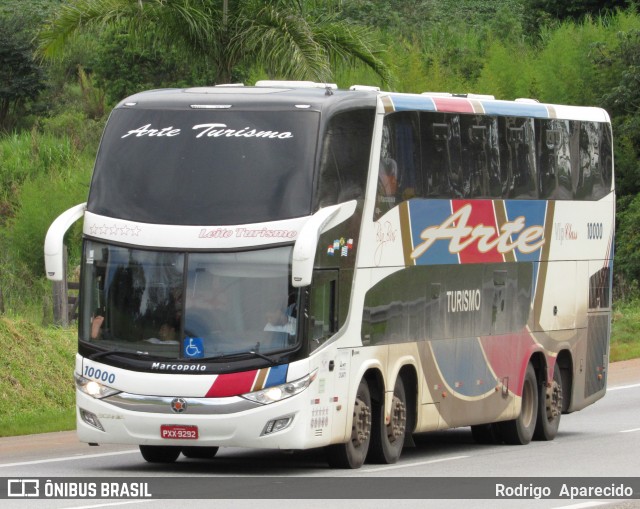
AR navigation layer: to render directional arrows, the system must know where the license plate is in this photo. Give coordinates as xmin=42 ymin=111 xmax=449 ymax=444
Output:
xmin=160 ymin=425 xmax=199 ymax=440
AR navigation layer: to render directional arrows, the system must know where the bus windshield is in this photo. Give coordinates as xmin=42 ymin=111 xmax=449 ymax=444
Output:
xmin=87 ymin=108 xmax=320 ymax=225
xmin=80 ymin=241 xmax=299 ymax=360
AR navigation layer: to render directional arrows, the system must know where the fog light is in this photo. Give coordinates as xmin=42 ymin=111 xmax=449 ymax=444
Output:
xmin=262 ymin=415 xmax=294 ymax=436
xmin=80 ymin=408 xmax=104 ymax=431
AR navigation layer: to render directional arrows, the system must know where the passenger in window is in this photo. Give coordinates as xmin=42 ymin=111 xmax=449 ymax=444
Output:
xmin=264 ymin=300 xmax=296 ymax=336
xmin=90 ymin=314 xmax=104 ymax=339
xmin=376 ymin=125 xmax=398 ymax=217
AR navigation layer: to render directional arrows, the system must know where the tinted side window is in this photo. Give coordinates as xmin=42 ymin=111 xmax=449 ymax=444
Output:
xmin=460 ymin=115 xmax=501 ymax=198
xmin=421 ymin=112 xmax=464 ymax=198
xmin=499 ymin=116 xmax=537 ymax=199
xmin=537 ymin=119 xmax=574 ymax=199
xmin=374 ymin=112 xmax=421 ymax=219
xmin=577 ymin=121 xmax=613 ymax=201
xmin=315 ymin=108 xmax=375 ymax=208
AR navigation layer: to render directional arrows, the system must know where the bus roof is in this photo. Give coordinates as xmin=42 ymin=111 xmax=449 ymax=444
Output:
xmin=116 ymin=82 xmax=611 ymax=123
xmin=115 ymin=85 xmax=379 ymax=114
xmin=381 ymin=92 xmax=611 ymax=123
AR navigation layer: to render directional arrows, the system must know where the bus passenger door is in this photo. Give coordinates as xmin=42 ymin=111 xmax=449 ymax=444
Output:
xmin=306 ymin=270 xmax=348 ymax=442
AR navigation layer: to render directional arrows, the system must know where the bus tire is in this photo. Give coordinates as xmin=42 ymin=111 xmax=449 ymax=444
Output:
xmin=533 ymin=364 xmax=563 ymax=441
xmin=139 ymin=445 xmax=181 ymax=463
xmin=497 ymin=363 xmax=538 ymax=445
xmin=369 ymin=376 xmax=407 ymax=464
xmin=182 ymin=446 xmax=219 ymax=459
xmin=326 ymin=379 xmax=372 ymax=469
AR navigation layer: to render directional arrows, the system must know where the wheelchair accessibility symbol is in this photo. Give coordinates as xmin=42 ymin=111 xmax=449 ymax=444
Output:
xmin=183 ymin=337 xmax=204 ymax=358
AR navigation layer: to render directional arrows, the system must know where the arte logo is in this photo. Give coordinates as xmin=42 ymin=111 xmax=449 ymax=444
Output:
xmin=411 ymin=204 xmax=545 ymax=259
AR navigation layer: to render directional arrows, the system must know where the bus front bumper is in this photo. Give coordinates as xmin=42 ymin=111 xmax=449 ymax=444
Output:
xmin=76 ymin=389 xmax=323 ymax=450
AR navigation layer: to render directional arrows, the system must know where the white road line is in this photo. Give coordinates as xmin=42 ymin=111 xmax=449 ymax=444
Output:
xmin=608 ymin=383 xmax=640 ymax=391
xmin=620 ymin=427 xmax=640 ymax=433
xmin=552 ymin=502 xmax=617 ymax=509
xmin=0 ymin=449 xmax=139 ymax=468
xmin=359 ymin=455 xmax=469 ymax=473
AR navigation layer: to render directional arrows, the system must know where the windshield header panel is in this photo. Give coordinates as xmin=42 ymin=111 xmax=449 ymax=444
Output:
xmin=88 ymin=87 xmax=378 ymax=226
xmin=88 ymin=108 xmax=319 ymax=226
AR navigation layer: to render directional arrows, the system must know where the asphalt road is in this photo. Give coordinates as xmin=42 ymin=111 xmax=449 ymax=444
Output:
xmin=1 ymin=359 xmax=639 ymax=509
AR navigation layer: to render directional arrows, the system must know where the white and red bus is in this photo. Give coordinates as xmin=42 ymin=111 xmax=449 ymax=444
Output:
xmin=45 ymin=82 xmax=614 ymax=468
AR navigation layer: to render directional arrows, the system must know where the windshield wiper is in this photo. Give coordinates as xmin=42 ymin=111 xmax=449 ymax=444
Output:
xmin=197 ymin=349 xmax=278 ymax=365
xmin=88 ymin=348 xmax=123 ymax=361
xmin=88 ymin=348 xmax=151 ymax=361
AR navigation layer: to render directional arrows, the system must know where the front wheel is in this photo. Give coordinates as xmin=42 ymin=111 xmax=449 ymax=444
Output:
xmin=497 ymin=363 xmax=538 ymax=445
xmin=326 ymin=379 xmax=372 ymax=469
xmin=369 ymin=377 xmax=407 ymax=464
xmin=139 ymin=445 xmax=181 ymax=463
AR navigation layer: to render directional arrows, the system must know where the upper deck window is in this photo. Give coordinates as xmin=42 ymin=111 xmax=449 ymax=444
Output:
xmin=88 ymin=108 xmax=320 ymax=225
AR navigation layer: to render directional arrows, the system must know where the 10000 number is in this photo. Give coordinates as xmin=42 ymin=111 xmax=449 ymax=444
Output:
xmin=587 ymin=222 xmax=603 ymax=240
xmin=84 ymin=366 xmax=116 ymax=384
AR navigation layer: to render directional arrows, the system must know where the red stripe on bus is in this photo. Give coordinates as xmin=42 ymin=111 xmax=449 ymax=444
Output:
xmin=452 ymin=200 xmax=504 ymax=263
xmin=433 ymin=97 xmax=475 ymax=113
xmin=205 ymin=370 xmax=258 ymax=398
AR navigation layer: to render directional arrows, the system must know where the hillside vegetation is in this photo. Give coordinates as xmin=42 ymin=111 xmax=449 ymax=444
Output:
xmin=0 ymin=318 xmax=75 ymax=436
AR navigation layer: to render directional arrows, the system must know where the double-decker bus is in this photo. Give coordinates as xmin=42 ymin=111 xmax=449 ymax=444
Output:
xmin=45 ymin=82 xmax=614 ymax=468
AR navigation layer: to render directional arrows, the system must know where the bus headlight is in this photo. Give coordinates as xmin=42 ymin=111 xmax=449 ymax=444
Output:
xmin=241 ymin=370 xmax=317 ymax=405
xmin=75 ymin=374 xmax=121 ymax=399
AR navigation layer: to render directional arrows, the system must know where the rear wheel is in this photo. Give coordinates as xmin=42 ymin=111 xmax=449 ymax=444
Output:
xmin=139 ymin=445 xmax=181 ymax=463
xmin=326 ymin=379 xmax=372 ymax=469
xmin=533 ymin=364 xmax=563 ymax=441
xmin=182 ymin=446 xmax=219 ymax=459
xmin=497 ymin=363 xmax=538 ymax=445
xmin=369 ymin=377 xmax=407 ymax=464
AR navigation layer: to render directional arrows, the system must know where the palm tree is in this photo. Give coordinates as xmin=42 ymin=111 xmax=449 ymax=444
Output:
xmin=38 ymin=0 xmax=392 ymax=86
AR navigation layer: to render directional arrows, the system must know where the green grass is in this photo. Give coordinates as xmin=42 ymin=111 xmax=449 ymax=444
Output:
xmin=0 ymin=408 xmax=75 ymax=437
xmin=0 ymin=298 xmax=638 ymax=437
xmin=0 ymin=317 xmax=76 ymax=437
xmin=611 ymin=299 xmax=640 ymax=362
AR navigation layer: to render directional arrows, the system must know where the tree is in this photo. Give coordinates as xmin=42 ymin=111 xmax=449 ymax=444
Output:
xmin=523 ymin=0 xmax=631 ymax=37
xmin=594 ymin=28 xmax=640 ymax=197
xmin=38 ymin=0 xmax=392 ymax=86
xmin=0 ymin=14 xmax=46 ymax=131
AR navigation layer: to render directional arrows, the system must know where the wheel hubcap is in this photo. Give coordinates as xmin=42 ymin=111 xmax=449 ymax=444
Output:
xmin=546 ymin=380 xmax=563 ymax=420
xmin=351 ymin=398 xmax=371 ymax=448
xmin=388 ymin=395 xmax=407 ymax=443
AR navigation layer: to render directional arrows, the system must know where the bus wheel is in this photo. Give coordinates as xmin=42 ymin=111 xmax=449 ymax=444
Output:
xmin=326 ymin=379 xmax=372 ymax=469
xmin=533 ymin=364 xmax=563 ymax=441
xmin=369 ymin=377 xmax=407 ymax=464
xmin=497 ymin=363 xmax=538 ymax=445
xmin=139 ymin=445 xmax=181 ymax=463
xmin=182 ymin=446 xmax=219 ymax=459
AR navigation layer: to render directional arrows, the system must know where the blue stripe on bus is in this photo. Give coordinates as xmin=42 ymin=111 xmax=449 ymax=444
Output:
xmin=503 ymin=200 xmax=547 ymax=262
xmin=265 ymin=364 xmax=288 ymax=387
xmin=480 ymin=100 xmax=550 ymax=118
xmin=503 ymin=200 xmax=547 ymax=293
xmin=431 ymin=337 xmax=493 ymax=398
xmin=408 ymin=200 xmax=458 ymax=265
xmin=389 ymin=94 xmax=437 ymax=112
